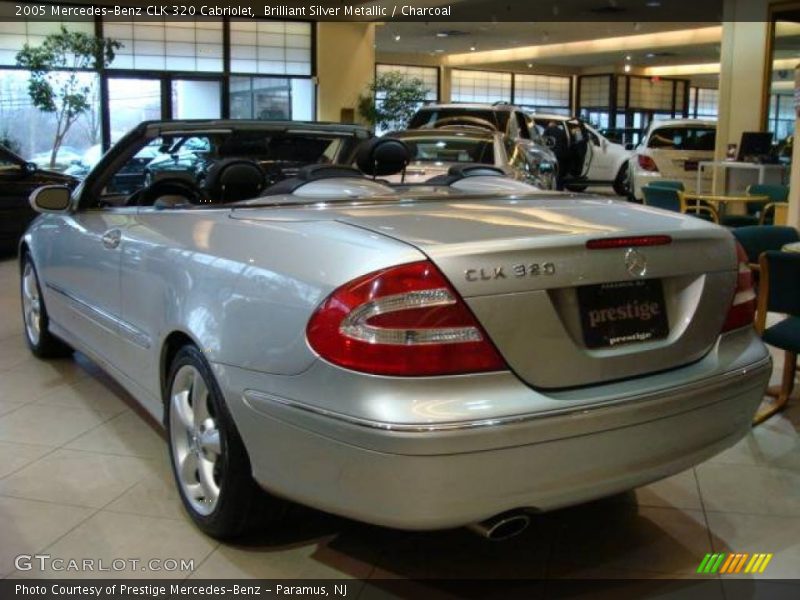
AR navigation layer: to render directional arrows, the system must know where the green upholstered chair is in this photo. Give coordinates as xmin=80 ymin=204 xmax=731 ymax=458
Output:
xmin=748 ymin=183 xmax=789 ymax=226
xmin=754 ymin=250 xmax=800 ymax=424
xmin=732 ymin=225 xmax=800 ymax=270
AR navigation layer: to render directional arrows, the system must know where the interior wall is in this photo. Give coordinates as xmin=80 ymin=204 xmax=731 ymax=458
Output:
xmin=316 ymin=22 xmax=376 ymax=123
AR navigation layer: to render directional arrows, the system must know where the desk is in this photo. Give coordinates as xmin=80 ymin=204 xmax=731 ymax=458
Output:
xmin=783 ymin=241 xmax=800 ymax=253
xmin=696 ymin=161 xmax=786 ymax=195
xmin=681 ymin=193 xmax=770 ymax=223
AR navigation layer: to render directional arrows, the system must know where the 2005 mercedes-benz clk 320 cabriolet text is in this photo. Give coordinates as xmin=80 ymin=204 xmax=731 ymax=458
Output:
xmin=20 ymin=120 xmax=770 ymax=540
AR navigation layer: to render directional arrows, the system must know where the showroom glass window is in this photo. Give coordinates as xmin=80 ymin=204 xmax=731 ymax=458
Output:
xmin=451 ymin=69 xmax=512 ymax=104
xmin=228 ymin=20 xmax=314 ymax=121
xmin=514 ymin=74 xmax=571 ymax=116
xmin=0 ymin=14 xmax=317 ymax=163
xmin=374 ymin=64 xmax=438 ymax=133
xmin=578 ymin=75 xmax=612 ymax=129
xmin=0 ymin=20 xmax=99 ymax=170
xmin=765 ymin=18 xmax=799 ymax=142
xmin=102 ymin=19 xmax=226 ymax=140
xmin=689 ymin=87 xmax=719 ymax=119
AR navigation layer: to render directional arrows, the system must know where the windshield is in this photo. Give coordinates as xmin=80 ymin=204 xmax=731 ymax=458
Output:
xmin=400 ymin=136 xmax=495 ymax=164
xmin=647 ymin=126 xmax=716 ymax=151
xmin=409 ymin=108 xmax=509 ymax=133
xmin=90 ymin=129 xmax=359 ymax=208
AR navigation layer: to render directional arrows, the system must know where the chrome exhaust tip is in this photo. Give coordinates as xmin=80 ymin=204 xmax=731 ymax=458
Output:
xmin=467 ymin=511 xmax=531 ymax=541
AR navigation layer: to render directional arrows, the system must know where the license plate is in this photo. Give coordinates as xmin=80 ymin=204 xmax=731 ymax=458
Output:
xmin=577 ymin=279 xmax=669 ymax=349
xmin=684 ymin=160 xmax=698 ymax=171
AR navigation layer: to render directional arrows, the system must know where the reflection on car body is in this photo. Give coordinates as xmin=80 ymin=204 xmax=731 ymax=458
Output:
xmin=381 ymin=126 xmax=557 ymax=189
xmin=0 ymin=144 xmax=77 ymax=252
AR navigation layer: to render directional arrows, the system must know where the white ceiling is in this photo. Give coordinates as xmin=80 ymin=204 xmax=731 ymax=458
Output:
xmin=376 ymin=21 xmax=723 ymax=73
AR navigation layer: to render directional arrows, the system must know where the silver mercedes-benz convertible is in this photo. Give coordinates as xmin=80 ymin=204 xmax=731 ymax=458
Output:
xmin=20 ymin=120 xmax=770 ymax=540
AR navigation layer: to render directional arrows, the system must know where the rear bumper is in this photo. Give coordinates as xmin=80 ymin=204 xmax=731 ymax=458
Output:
xmin=217 ymin=330 xmax=770 ymax=530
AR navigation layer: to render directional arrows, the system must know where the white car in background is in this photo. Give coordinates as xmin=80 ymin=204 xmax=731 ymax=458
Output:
xmin=629 ymin=119 xmax=717 ymax=201
xmin=530 ymin=114 xmax=633 ymax=195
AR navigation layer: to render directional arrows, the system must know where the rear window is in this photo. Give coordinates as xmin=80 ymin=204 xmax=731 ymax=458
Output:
xmin=399 ymin=136 xmax=495 ymax=164
xmin=647 ymin=126 xmax=716 ymax=151
xmin=409 ymin=108 xmax=509 ymax=133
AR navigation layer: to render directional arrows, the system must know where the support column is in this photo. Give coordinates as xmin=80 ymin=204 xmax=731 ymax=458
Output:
xmin=714 ymin=0 xmax=770 ymax=193
xmin=316 ymin=23 xmax=375 ymax=124
xmin=788 ymin=71 xmax=800 ymax=228
xmin=440 ymin=66 xmax=452 ymax=103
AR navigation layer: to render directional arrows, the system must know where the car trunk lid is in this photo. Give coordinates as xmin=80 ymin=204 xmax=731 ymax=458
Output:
xmin=331 ymin=195 xmax=737 ymax=388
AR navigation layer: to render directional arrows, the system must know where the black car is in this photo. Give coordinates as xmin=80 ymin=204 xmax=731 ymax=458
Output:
xmin=0 ymin=145 xmax=78 ymax=253
xmin=139 ymin=124 xmax=371 ymax=189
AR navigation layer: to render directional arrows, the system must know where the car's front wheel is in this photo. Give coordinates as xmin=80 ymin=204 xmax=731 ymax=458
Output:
xmin=165 ymin=344 xmax=285 ymax=539
xmin=20 ymin=254 xmax=72 ymax=358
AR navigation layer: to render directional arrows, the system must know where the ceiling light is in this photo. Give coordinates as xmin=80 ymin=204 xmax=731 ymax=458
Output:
xmin=436 ymin=32 xmax=448 ymax=38
xmin=646 ymin=1 xmax=662 ymax=6
xmin=527 ymin=63 xmax=533 ymax=68
xmin=624 ymin=64 xmax=632 ymax=73
xmin=626 ymin=54 xmax=632 ymax=60
xmin=470 ymin=45 xmax=476 ymax=51
xmin=645 ymin=52 xmax=656 ymax=58
xmin=434 ymin=49 xmax=445 ymax=53
xmin=394 ymin=35 xmax=401 ymax=42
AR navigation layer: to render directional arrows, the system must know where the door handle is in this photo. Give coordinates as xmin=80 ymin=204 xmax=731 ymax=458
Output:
xmin=102 ymin=229 xmax=122 ymax=249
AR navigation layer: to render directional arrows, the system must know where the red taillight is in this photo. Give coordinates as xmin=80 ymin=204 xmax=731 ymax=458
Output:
xmin=306 ymin=261 xmax=507 ymax=376
xmin=721 ymin=242 xmax=756 ymax=332
xmin=637 ymin=154 xmax=659 ymax=172
xmin=586 ymin=235 xmax=672 ymax=250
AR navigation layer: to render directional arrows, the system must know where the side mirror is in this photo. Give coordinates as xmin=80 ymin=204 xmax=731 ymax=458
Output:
xmin=29 ymin=185 xmax=71 ymax=213
xmin=24 ymin=162 xmax=38 ymax=174
xmin=625 ymin=143 xmax=635 ymax=151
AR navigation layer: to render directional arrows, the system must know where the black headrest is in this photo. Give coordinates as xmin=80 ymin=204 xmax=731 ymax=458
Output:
xmin=297 ymin=164 xmax=364 ymax=181
xmin=260 ymin=164 xmax=366 ymax=196
xmin=356 ymin=137 xmax=410 ymax=176
xmin=425 ymin=163 xmax=507 ymax=186
xmin=205 ymin=159 xmax=265 ymax=202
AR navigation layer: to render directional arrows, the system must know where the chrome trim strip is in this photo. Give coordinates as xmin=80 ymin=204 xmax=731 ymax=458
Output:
xmin=244 ymin=357 xmax=771 ymax=433
xmin=46 ymin=283 xmax=152 ymax=350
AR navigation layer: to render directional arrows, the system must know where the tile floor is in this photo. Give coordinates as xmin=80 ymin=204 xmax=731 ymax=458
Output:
xmin=1 ymin=255 xmax=799 ymax=584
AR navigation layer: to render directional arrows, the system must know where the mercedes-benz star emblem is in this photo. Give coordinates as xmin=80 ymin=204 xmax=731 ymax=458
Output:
xmin=624 ymin=248 xmax=647 ymax=277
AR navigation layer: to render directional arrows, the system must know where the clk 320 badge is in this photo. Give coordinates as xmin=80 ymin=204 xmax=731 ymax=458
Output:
xmin=465 ymin=263 xmax=556 ymax=281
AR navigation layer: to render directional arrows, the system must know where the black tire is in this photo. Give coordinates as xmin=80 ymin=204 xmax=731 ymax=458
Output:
xmin=20 ymin=253 xmax=72 ymax=358
xmin=565 ymin=183 xmax=588 ymax=192
xmin=613 ymin=164 xmax=630 ymax=196
xmin=165 ymin=344 xmax=286 ymax=539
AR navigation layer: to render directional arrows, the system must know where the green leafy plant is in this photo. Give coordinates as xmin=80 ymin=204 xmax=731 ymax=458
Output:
xmin=0 ymin=130 xmax=22 ymax=155
xmin=357 ymin=71 xmax=429 ymax=131
xmin=15 ymin=26 xmax=121 ymax=168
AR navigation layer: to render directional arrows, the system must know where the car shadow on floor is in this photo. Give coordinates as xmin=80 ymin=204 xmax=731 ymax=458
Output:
xmin=220 ymin=491 xmax=711 ymax=582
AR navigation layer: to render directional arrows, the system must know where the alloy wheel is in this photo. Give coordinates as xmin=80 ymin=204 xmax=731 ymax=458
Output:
xmin=22 ymin=262 xmax=42 ymax=346
xmin=170 ymin=364 xmax=223 ymax=515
